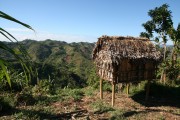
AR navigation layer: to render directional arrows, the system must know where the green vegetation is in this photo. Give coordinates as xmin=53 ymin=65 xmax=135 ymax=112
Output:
xmin=140 ymin=4 xmax=180 ymax=83
xmin=0 ymin=4 xmax=180 ymax=120
xmin=91 ymin=99 xmax=115 ymax=114
xmin=0 ymin=11 xmax=34 ymax=87
xmin=0 ymin=40 xmax=98 ymax=90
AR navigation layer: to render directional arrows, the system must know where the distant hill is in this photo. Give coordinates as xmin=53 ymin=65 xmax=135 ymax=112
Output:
xmin=0 ymin=39 xmax=98 ymax=88
xmin=1 ymin=40 xmax=176 ymax=88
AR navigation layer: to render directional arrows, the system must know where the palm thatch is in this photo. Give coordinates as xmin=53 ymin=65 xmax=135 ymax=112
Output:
xmin=93 ymin=35 xmax=162 ymax=83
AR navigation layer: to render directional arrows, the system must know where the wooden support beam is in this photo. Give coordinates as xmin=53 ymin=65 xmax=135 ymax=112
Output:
xmin=145 ymin=80 xmax=151 ymax=101
xmin=112 ymin=82 xmax=115 ymax=106
xmin=100 ymin=79 xmax=103 ymax=99
xmin=126 ymin=83 xmax=130 ymax=95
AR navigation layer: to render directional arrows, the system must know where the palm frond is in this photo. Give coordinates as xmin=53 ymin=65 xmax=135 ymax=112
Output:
xmin=0 ymin=59 xmax=11 ymax=87
xmin=0 ymin=11 xmax=35 ymax=87
xmin=0 ymin=11 xmax=34 ymax=31
xmin=0 ymin=27 xmax=17 ymax=42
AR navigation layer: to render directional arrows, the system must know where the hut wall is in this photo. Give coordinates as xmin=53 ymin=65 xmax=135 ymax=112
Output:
xmin=115 ymin=59 xmax=131 ymax=83
xmin=115 ymin=60 xmax=156 ymax=83
xmin=145 ymin=62 xmax=156 ymax=80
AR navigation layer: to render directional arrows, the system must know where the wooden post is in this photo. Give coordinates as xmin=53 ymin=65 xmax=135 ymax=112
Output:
xmin=112 ymin=82 xmax=115 ymax=106
xmin=126 ymin=83 xmax=130 ymax=95
xmin=145 ymin=80 xmax=151 ymax=101
xmin=100 ymin=79 xmax=103 ymax=99
xmin=138 ymin=83 xmax=141 ymax=89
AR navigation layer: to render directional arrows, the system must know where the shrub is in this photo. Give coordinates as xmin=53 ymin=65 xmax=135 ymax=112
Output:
xmin=69 ymin=89 xmax=84 ymax=101
xmin=15 ymin=86 xmax=36 ymax=106
xmin=32 ymin=79 xmax=54 ymax=96
xmin=0 ymin=94 xmax=16 ymax=112
xmin=83 ymin=87 xmax=95 ymax=96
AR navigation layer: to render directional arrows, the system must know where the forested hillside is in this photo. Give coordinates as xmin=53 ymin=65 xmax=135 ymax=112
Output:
xmin=0 ymin=39 xmax=99 ymax=89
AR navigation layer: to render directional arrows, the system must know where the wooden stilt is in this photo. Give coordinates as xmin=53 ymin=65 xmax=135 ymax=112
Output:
xmin=145 ymin=80 xmax=151 ymax=101
xmin=126 ymin=83 xmax=130 ymax=95
xmin=112 ymin=82 xmax=115 ymax=106
xmin=100 ymin=79 xmax=103 ymax=99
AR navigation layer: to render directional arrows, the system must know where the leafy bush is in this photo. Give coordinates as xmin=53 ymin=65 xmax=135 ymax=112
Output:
xmin=13 ymin=112 xmax=40 ymax=120
xmin=166 ymin=61 xmax=180 ymax=80
xmin=32 ymin=79 xmax=55 ymax=96
xmin=0 ymin=69 xmax=29 ymax=91
xmin=69 ymin=89 xmax=84 ymax=101
xmin=147 ymin=82 xmax=180 ymax=99
xmin=83 ymin=87 xmax=95 ymax=96
xmin=0 ymin=94 xmax=16 ymax=112
xmin=16 ymin=86 xmax=36 ymax=106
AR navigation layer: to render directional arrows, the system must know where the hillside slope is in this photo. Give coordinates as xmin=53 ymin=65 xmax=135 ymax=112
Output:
xmin=0 ymin=39 xmax=98 ymax=88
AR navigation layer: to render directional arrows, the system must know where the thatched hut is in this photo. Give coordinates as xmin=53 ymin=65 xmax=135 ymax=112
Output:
xmin=93 ymin=35 xmax=162 ymax=106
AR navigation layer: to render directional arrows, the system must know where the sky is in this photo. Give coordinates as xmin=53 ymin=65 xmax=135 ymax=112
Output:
xmin=1 ymin=0 xmax=180 ymax=44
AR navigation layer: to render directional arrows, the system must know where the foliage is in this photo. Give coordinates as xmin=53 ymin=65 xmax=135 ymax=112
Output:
xmin=140 ymin=4 xmax=180 ymax=83
xmin=1 ymin=40 xmax=96 ymax=89
xmin=147 ymin=82 xmax=180 ymax=99
xmin=32 ymin=79 xmax=55 ymax=96
xmin=0 ymin=69 xmax=29 ymax=91
xmin=15 ymin=86 xmax=36 ymax=106
xmin=56 ymin=88 xmax=84 ymax=101
xmin=13 ymin=112 xmax=40 ymax=120
xmin=91 ymin=100 xmax=115 ymax=114
xmin=166 ymin=59 xmax=180 ymax=80
xmin=69 ymin=89 xmax=84 ymax=101
xmin=140 ymin=4 xmax=173 ymax=40
xmin=110 ymin=109 xmax=126 ymax=120
xmin=0 ymin=94 xmax=16 ymax=112
xmin=83 ymin=87 xmax=95 ymax=96
xmin=0 ymin=11 xmax=34 ymax=87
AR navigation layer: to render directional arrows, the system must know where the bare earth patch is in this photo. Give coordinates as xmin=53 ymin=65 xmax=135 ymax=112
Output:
xmin=50 ymin=91 xmax=180 ymax=120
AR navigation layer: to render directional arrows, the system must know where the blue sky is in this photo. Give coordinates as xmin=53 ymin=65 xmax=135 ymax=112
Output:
xmin=1 ymin=0 xmax=180 ymax=44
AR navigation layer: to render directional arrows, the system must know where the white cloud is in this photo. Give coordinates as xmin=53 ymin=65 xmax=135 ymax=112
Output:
xmin=0 ymin=28 xmax=97 ymax=43
xmin=5 ymin=28 xmax=32 ymax=32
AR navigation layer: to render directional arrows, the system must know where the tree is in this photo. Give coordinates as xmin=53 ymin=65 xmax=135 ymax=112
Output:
xmin=167 ymin=23 xmax=180 ymax=80
xmin=169 ymin=23 xmax=180 ymax=66
xmin=0 ymin=11 xmax=34 ymax=87
xmin=140 ymin=4 xmax=173 ymax=83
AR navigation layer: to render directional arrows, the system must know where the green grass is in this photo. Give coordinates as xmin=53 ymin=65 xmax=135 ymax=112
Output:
xmin=91 ymin=99 xmax=115 ymax=114
xmin=110 ymin=109 xmax=126 ymax=120
xmin=83 ymin=86 xmax=96 ymax=96
xmin=55 ymin=88 xmax=84 ymax=101
xmin=1 ymin=80 xmax=180 ymax=119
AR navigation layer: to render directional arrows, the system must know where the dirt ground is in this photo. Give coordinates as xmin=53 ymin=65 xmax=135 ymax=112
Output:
xmin=51 ymin=91 xmax=180 ymax=120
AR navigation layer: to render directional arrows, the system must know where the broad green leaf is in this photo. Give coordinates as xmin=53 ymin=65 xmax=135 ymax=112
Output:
xmin=0 ymin=59 xmax=11 ymax=87
xmin=0 ymin=27 xmax=17 ymax=42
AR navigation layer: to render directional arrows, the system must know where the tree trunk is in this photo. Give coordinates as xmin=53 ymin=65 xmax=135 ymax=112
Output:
xmin=171 ymin=42 xmax=177 ymax=67
xmin=163 ymin=70 xmax=166 ymax=84
xmin=160 ymin=41 xmax=167 ymax=84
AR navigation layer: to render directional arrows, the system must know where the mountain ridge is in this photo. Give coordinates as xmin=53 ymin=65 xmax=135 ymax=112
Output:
xmin=0 ymin=39 xmax=98 ymax=88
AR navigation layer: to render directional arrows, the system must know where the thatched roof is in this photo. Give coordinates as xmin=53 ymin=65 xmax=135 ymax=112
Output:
xmin=93 ymin=35 xmax=162 ymax=63
xmin=92 ymin=35 xmax=162 ymax=82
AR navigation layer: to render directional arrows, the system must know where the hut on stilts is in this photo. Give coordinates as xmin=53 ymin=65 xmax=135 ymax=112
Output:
xmin=92 ymin=35 xmax=162 ymax=106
